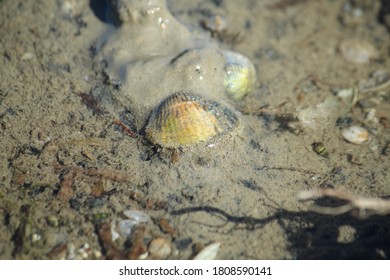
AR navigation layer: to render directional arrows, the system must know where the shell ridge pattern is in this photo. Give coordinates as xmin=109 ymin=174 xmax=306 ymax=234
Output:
xmin=145 ymin=92 xmax=239 ymax=148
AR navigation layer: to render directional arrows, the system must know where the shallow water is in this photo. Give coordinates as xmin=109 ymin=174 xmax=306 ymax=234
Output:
xmin=0 ymin=0 xmax=390 ymax=259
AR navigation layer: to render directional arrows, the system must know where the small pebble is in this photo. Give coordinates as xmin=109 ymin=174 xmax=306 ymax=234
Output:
xmin=369 ymin=142 xmax=379 ymax=152
xmin=341 ymin=125 xmax=369 ymax=144
xmin=46 ymin=215 xmax=59 ymax=227
xmin=20 ymin=52 xmax=33 ymax=60
xmin=32 ymin=233 xmax=42 ymax=242
xmin=148 ymin=237 xmax=172 ymax=259
xmin=339 ymin=39 xmax=378 ymax=64
xmin=93 ymin=250 xmax=102 ymax=259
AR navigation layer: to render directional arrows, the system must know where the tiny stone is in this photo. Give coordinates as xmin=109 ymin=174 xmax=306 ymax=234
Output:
xmin=174 ymin=238 xmax=192 ymax=250
xmin=20 ymin=52 xmax=33 ymax=60
xmin=47 ymin=215 xmax=59 ymax=227
xmin=93 ymin=250 xmax=102 ymax=259
xmin=148 ymin=237 xmax=172 ymax=259
xmin=69 ymin=198 xmax=81 ymax=210
xmin=341 ymin=126 xmax=369 ymax=144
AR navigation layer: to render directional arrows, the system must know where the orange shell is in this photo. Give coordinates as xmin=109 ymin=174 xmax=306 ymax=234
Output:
xmin=145 ymin=92 xmax=238 ymax=148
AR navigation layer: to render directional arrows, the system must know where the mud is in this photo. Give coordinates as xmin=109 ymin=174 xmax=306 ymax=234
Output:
xmin=0 ymin=0 xmax=390 ymax=259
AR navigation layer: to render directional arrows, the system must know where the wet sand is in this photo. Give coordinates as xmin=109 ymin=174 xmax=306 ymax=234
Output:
xmin=0 ymin=0 xmax=390 ymax=259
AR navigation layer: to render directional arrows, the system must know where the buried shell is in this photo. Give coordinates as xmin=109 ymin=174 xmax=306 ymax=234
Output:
xmin=222 ymin=50 xmax=256 ymax=100
xmin=145 ymin=92 xmax=239 ymax=148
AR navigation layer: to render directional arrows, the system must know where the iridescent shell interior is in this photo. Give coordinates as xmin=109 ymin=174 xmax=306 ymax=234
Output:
xmin=145 ymin=92 xmax=238 ymax=148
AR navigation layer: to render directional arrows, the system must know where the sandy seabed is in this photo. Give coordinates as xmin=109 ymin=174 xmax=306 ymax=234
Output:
xmin=0 ymin=0 xmax=390 ymax=259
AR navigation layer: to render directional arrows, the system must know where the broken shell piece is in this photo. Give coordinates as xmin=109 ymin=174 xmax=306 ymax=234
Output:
xmin=117 ymin=220 xmax=138 ymax=238
xmin=339 ymin=39 xmax=378 ymax=64
xmin=336 ymin=88 xmax=358 ymax=108
xmin=193 ymin=242 xmax=220 ymax=260
xmin=341 ymin=125 xmax=370 ymax=144
xmin=123 ymin=210 xmax=151 ymax=223
xmin=111 ymin=210 xmax=151 ymax=241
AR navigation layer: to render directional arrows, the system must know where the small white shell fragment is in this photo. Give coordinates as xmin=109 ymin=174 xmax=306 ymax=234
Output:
xmin=336 ymin=88 xmax=357 ymax=106
xmin=341 ymin=125 xmax=369 ymax=144
xmin=77 ymin=243 xmax=91 ymax=259
xmin=193 ymin=242 xmax=220 ymax=260
xmin=112 ymin=210 xmax=152 ymax=241
xmin=31 ymin=233 xmax=42 ymax=242
xmin=123 ymin=210 xmax=151 ymax=222
xmin=117 ymin=219 xmax=138 ymax=238
xmin=138 ymin=252 xmax=149 ymax=260
xmin=339 ymin=39 xmax=378 ymax=64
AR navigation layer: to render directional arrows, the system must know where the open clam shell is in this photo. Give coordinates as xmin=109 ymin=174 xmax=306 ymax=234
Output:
xmin=222 ymin=50 xmax=256 ymax=100
xmin=145 ymin=92 xmax=239 ymax=148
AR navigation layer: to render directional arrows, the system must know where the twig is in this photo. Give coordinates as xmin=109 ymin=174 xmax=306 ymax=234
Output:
xmin=113 ymin=119 xmax=138 ymax=138
xmin=298 ymin=188 xmax=390 ymax=219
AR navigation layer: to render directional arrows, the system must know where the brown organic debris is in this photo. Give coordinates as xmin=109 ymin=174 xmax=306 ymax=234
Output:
xmin=129 ymin=191 xmax=168 ymax=211
xmin=58 ymin=167 xmax=130 ymax=200
xmin=47 ymin=243 xmax=68 ymax=260
xmin=127 ymin=226 xmax=148 ymax=260
xmin=156 ymin=217 xmax=177 ymax=238
xmin=98 ymin=223 xmax=126 ymax=259
xmin=77 ymin=92 xmax=106 ymax=116
xmin=113 ymin=119 xmax=138 ymax=138
xmin=97 ymin=223 xmax=148 ymax=260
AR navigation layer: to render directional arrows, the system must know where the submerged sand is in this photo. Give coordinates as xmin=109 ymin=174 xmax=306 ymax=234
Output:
xmin=0 ymin=0 xmax=390 ymax=259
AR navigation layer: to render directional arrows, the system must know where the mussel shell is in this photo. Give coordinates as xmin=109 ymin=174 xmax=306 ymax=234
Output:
xmin=222 ymin=50 xmax=256 ymax=100
xmin=145 ymin=92 xmax=239 ymax=148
